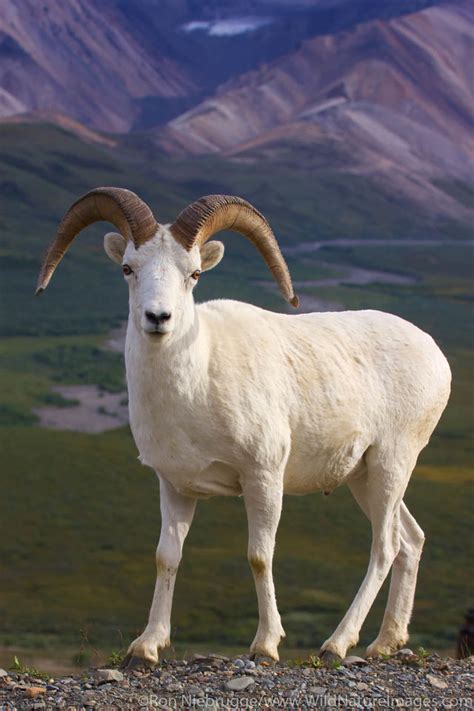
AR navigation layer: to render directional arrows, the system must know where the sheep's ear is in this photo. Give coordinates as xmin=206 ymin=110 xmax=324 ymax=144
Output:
xmin=104 ymin=232 xmax=127 ymax=264
xmin=200 ymin=241 xmax=224 ymax=272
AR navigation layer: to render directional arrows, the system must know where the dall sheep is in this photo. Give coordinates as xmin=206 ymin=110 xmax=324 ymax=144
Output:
xmin=37 ymin=187 xmax=451 ymax=666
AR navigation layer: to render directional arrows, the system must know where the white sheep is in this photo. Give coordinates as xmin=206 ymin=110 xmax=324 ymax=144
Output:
xmin=37 ymin=187 xmax=451 ymax=666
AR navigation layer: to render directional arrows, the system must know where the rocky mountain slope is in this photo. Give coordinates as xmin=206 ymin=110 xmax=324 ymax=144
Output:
xmin=0 ymin=0 xmax=442 ymax=131
xmin=0 ymin=1 xmax=471 ymax=218
xmin=156 ymin=1 xmax=474 ymax=216
xmin=0 ymin=0 xmax=195 ymax=133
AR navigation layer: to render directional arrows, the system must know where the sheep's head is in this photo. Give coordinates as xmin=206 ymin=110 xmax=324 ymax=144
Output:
xmin=103 ymin=227 xmax=225 ymax=338
xmin=36 ymin=188 xmax=299 ymax=340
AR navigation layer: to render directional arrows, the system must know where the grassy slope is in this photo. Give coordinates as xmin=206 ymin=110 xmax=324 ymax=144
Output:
xmin=0 ymin=122 xmax=472 ymax=659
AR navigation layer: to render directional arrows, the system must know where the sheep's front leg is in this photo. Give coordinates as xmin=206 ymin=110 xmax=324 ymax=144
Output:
xmin=243 ymin=470 xmax=285 ymax=661
xmin=123 ymin=476 xmax=196 ymax=668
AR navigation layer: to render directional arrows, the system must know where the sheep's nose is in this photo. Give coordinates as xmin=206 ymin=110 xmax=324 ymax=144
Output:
xmin=145 ymin=310 xmax=172 ymax=325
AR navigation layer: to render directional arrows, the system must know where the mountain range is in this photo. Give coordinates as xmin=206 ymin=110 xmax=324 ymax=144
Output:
xmin=0 ymin=0 xmax=447 ymax=131
xmin=0 ymin=0 xmax=472 ymax=222
xmin=156 ymin=1 xmax=474 ymax=217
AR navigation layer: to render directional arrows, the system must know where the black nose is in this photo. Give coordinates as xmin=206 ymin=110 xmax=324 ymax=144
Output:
xmin=145 ymin=310 xmax=171 ymax=325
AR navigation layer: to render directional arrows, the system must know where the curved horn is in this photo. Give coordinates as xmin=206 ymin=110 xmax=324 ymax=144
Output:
xmin=36 ymin=187 xmax=158 ymax=294
xmin=170 ymin=195 xmax=299 ymax=307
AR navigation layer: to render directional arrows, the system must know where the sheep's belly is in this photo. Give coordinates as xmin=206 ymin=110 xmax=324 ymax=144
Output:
xmin=166 ymin=460 xmax=242 ymax=499
xmin=282 ymin=436 xmax=369 ymax=495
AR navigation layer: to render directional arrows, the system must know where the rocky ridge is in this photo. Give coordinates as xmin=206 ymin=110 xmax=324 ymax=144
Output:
xmin=1 ymin=650 xmax=472 ymax=710
xmin=156 ymin=1 xmax=474 ymax=218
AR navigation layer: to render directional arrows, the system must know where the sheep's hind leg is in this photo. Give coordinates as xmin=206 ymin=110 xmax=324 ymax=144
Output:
xmin=348 ymin=472 xmax=424 ymax=657
xmin=320 ymin=446 xmax=414 ymax=663
xmin=366 ymin=502 xmax=425 ymax=657
xmin=243 ymin=469 xmax=286 ymax=661
xmin=123 ymin=476 xmax=196 ymax=668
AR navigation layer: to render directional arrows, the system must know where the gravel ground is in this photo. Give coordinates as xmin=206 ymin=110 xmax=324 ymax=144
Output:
xmin=1 ymin=650 xmax=472 ymax=710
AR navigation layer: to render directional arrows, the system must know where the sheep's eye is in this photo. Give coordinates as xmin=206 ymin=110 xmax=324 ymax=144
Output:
xmin=191 ymin=270 xmax=201 ymax=281
xmin=122 ymin=264 xmax=133 ymax=276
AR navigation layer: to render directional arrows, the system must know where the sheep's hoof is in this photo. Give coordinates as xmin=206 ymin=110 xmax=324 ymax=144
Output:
xmin=319 ymin=649 xmax=342 ymax=667
xmin=121 ymin=653 xmax=156 ymax=671
xmin=250 ymin=653 xmax=277 ymax=666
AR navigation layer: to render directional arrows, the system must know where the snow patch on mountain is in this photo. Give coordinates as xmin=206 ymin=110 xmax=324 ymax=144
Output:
xmin=181 ymin=17 xmax=273 ymax=37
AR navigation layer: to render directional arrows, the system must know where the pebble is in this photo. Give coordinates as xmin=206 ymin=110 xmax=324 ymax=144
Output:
xmin=309 ymin=685 xmax=327 ymax=694
xmin=0 ymin=669 xmax=8 ymax=678
xmin=24 ymin=686 xmax=46 ymax=698
xmin=226 ymin=675 xmax=255 ymax=691
xmin=336 ymin=666 xmax=351 ymax=674
xmin=187 ymin=685 xmax=205 ymax=697
xmin=93 ymin=668 xmax=124 ymax=683
xmin=426 ymin=673 xmax=448 ymax=689
xmin=395 ymin=648 xmax=415 ymax=656
xmin=343 ymin=655 xmax=368 ymax=666
xmin=1 ymin=653 xmax=472 ymax=709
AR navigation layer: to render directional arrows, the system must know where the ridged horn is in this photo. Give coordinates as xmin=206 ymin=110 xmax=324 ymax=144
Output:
xmin=36 ymin=187 xmax=158 ymax=294
xmin=170 ymin=195 xmax=299 ymax=307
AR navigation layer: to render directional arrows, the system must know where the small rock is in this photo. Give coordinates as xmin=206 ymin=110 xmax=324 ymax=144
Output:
xmin=336 ymin=666 xmax=351 ymax=674
xmin=356 ymin=682 xmax=369 ymax=691
xmin=210 ymin=658 xmax=225 ymax=668
xmin=343 ymin=656 xmax=368 ymax=667
xmin=233 ymin=658 xmax=245 ymax=669
xmin=245 ymin=660 xmax=256 ymax=669
xmin=226 ymin=676 xmax=255 ymax=691
xmin=167 ymin=682 xmax=183 ymax=692
xmin=309 ymin=686 xmax=327 ymax=694
xmin=187 ymin=686 xmax=205 ymax=697
xmin=94 ymin=668 xmax=124 ymax=683
xmin=25 ymin=686 xmax=46 ymax=698
xmin=426 ymin=674 xmax=448 ymax=689
xmin=394 ymin=648 xmax=414 ymax=657
xmin=159 ymin=671 xmax=174 ymax=684
xmin=0 ymin=668 xmax=9 ymax=678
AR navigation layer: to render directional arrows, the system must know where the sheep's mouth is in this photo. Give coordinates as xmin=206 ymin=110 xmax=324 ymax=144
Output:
xmin=145 ymin=328 xmax=170 ymax=339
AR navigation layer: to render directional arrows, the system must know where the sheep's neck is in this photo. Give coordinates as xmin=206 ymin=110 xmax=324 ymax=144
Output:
xmin=124 ymin=307 xmax=208 ymax=402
